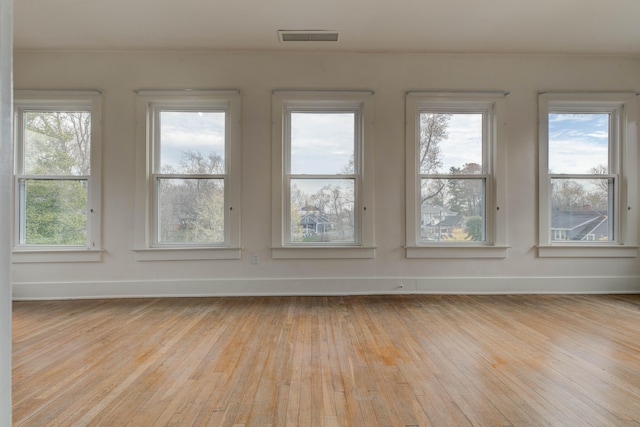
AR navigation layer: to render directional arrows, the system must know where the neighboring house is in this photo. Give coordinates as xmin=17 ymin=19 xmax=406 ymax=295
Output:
xmin=551 ymin=210 xmax=610 ymax=241
xmin=421 ymin=203 xmax=457 ymax=226
xmin=421 ymin=203 xmax=463 ymax=240
xmin=299 ymin=211 xmax=334 ymax=235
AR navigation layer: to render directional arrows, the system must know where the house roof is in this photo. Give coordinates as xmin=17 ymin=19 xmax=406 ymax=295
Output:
xmin=299 ymin=212 xmax=332 ymax=226
xmin=421 ymin=203 xmax=457 ymax=217
xmin=551 ymin=210 xmax=609 ymax=241
xmin=551 ymin=210 xmax=605 ymax=230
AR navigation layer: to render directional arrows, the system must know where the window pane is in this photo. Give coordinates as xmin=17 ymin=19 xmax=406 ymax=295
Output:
xmin=551 ymin=177 xmax=613 ymax=242
xmin=420 ymin=178 xmax=485 ymax=242
xmin=548 ymin=113 xmax=609 ymax=174
xmin=23 ymin=111 xmax=91 ymax=176
xmin=419 ymin=113 xmax=483 ymax=175
xmin=159 ymin=111 xmax=225 ymax=174
xmin=290 ymin=178 xmax=355 ymax=243
xmin=157 ymin=178 xmax=225 ymax=244
xmin=290 ymin=112 xmax=355 ymax=175
xmin=20 ymin=179 xmax=87 ymax=245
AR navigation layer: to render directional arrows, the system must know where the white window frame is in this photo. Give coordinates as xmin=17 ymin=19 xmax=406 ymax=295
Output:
xmin=12 ymin=90 xmax=103 ymax=263
xmin=538 ymin=92 xmax=638 ymax=258
xmin=133 ymin=90 xmax=241 ymax=261
xmin=271 ymin=91 xmax=375 ymax=259
xmin=405 ymin=92 xmax=509 ymax=259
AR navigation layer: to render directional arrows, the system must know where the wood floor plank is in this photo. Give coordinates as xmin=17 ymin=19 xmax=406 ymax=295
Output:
xmin=12 ymin=294 xmax=640 ymax=426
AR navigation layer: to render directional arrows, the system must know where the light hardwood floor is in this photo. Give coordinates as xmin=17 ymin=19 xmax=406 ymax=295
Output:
xmin=12 ymin=294 xmax=640 ymax=426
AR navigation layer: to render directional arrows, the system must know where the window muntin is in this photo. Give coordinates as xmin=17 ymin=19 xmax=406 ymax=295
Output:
xmin=14 ymin=94 xmax=101 ymax=252
xmin=151 ymin=107 xmax=228 ymax=246
xmin=285 ymin=108 xmax=360 ymax=245
xmin=417 ymin=111 xmax=489 ymax=243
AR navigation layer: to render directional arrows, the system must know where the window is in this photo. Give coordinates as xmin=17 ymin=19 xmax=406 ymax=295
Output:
xmin=538 ymin=92 xmax=638 ymax=257
xmin=271 ymin=91 xmax=375 ymax=259
xmin=405 ymin=92 xmax=508 ymax=258
xmin=13 ymin=90 xmax=102 ymax=263
xmin=134 ymin=90 xmax=241 ymax=261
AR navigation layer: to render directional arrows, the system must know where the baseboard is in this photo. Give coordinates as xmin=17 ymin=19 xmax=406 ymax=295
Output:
xmin=12 ymin=276 xmax=640 ymax=300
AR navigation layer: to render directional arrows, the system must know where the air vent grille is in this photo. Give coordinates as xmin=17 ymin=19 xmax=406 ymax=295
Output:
xmin=279 ymin=30 xmax=340 ymax=43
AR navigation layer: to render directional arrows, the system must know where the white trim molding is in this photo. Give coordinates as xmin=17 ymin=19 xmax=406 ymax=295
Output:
xmin=538 ymin=92 xmax=638 ymax=258
xmin=271 ymin=90 xmax=375 ymax=259
xmin=405 ymin=91 xmax=508 ymax=258
xmin=12 ymin=276 xmax=640 ymax=300
xmin=13 ymin=90 xmax=103 ymax=262
xmin=133 ymin=89 xmax=242 ymax=261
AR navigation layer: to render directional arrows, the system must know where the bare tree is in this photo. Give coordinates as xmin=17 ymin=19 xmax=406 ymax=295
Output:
xmin=589 ymin=164 xmax=611 ymax=209
xmin=419 ymin=113 xmax=450 ymax=203
xmin=551 ymin=179 xmax=586 ymax=211
xmin=180 ymin=149 xmax=224 ymax=175
xmin=158 ymin=150 xmax=225 ymax=243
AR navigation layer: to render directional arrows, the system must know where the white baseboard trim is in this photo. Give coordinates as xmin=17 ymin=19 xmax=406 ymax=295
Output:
xmin=12 ymin=276 xmax=640 ymax=300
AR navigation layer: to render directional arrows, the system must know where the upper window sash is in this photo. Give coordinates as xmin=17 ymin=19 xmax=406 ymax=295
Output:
xmin=537 ymin=92 xmax=638 ymax=257
xmin=12 ymin=90 xmax=103 ymax=262
xmin=133 ymin=90 xmax=241 ymax=260
xmin=405 ymin=92 xmax=508 ymax=258
xmin=271 ymin=91 xmax=375 ymax=258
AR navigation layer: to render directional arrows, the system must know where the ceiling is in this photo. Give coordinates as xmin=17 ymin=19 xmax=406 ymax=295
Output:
xmin=13 ymin=0 xmax=640 ymax=55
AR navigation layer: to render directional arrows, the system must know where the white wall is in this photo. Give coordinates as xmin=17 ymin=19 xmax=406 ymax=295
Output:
xmin=0 ymin=0 xmax=12 ymax=422
xmin=11 ymin=51 xmax=640 ymax=298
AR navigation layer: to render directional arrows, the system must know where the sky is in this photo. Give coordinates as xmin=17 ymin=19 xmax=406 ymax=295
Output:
xmin=430 ymin=112 xmax=610 ymax=176
xmin=156 ymin=109 xmax=609 ymax=180
xmin=290 ymin=112 xmax=354 ymax=175
xmin=159 ymin=111 xmax=225 ymax=173
xmin=548 ymin=113 xmax=609 ymax=174
xmin=434 ymin=114 xmax=483 ymax=173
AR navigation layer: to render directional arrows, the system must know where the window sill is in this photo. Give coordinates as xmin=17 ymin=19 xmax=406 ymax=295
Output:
xmin=537 ymin=245 xmax=638 ymax=258
xmin=405 ymin=245 xmax=509 ymax=259
xmin=12 ymin=249 xmax=104 ymax=263
xmin=133 ymin=247 xmax=242 ymax=262
xmin=272 ymin=246 xmax=376 ymax=259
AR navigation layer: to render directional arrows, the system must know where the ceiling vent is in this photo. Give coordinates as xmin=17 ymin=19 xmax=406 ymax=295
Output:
xmin=278 ymin=30 xmax=340 ymax=43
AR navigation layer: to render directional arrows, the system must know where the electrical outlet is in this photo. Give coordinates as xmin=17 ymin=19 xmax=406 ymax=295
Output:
xmin=251 ymin=254 xmax=260 ymax=264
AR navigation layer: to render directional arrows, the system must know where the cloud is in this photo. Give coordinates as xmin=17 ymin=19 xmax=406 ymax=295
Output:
xmin=548 ymin=113 xmax=609 ymax=174
xmin=438 ymin=114 xmax=483 ymax=173
xmin=290 ymin=112 xmax=355 ymax=175
xmin=586 ymin=131 xmax=608 ymax=139
xmin=549 ymin=113 xmax=602 ymax=123
xmin=160 ymin=111 xmax=225 ymax=170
